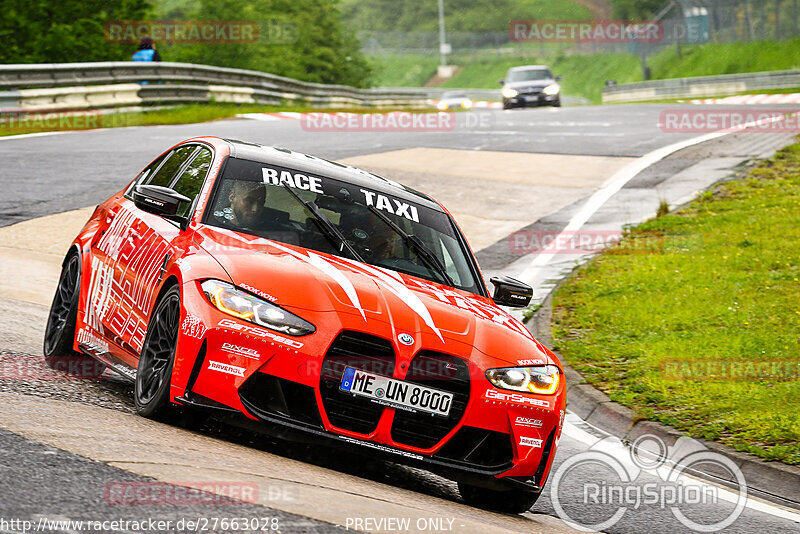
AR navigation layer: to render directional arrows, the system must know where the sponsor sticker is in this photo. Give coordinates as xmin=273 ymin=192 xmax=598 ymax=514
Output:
xmin=517 ymin=359 xmax=545 ymax=366
xmin=207 ymin=361 xmax=245 ymax=377
xmin=221 ymin=343 xmax=261 ymax=360
xmin=485 ymin=388 xmax=551 ymax=409
xmin=182 ymin=313 xmax=207 ymax=339
xmin=515 ymin=416 xmax=544 ymax=428
xmin=217 ymin=318 xmax=304 ymax=349
xmin=239 ymin=283 xmax=278 ymax=302
xmin=519 ymin=436 xmax=544 ymax=448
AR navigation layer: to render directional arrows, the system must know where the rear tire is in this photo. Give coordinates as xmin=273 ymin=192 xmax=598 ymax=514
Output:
xmin=458 ymin=482 xmax=542 ymax=514
xmin=135 ymin=285 xmax=181 ymax=420
xmin=43 ymin=252 xmax=83 ymax=363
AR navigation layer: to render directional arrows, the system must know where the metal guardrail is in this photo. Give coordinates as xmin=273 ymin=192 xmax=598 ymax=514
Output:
xmin=0 ymin=61 xmax=502 ymax=112
xmin=602 ymin=69 xmax=800 ymax=103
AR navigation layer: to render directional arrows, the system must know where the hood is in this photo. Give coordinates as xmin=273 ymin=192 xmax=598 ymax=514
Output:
xmin=195 ymin=227 xmax=553 ymax=367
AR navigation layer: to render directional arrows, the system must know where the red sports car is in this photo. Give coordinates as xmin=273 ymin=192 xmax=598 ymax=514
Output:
xmin=44 ymin=137 xmax=566 ymax=513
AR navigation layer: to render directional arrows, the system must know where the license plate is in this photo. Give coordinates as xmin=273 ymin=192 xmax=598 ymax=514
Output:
xmin=340 ymin=367 xmax=453 ymax=417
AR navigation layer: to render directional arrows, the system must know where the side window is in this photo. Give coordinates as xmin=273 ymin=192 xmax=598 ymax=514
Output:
xmin=172 ymin=148 xmax=213 ymax=218
xmin=146 ymin=146 xmax=197 ymax=187
xmin=128 ymin=152 xmax=168 ymax=195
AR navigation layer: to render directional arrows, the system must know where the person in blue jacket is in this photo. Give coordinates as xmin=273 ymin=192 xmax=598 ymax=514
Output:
xmin=132 ymin=37 xmax=162 ymax=62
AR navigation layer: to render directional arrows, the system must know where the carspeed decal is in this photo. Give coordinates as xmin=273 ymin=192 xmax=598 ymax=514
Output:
xmin=207 ymin=361 xmax=245 ymax=377
xmin=221 ymin=343 xmax=260 ymax=360
xmin=360 ymin=189 xmax=419 ymax=222
xmin=519 ymin=436 xmax=543 ymax=448
xmin=262 ymin=167 xmax=323 ymax=193
xmin=485 ymin=388 xmax=551 ymax=409
xmin=217 ymin=318 xmax=304 ymax=349
xmin=181 ymin=313 xmax=207 ymax=339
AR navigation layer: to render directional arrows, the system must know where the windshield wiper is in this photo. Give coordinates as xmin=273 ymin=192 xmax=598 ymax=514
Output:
xmin=367 ymin=206 xmax=455 ymax=287
xmin=282 ymin=184 xmax=364 ymax=262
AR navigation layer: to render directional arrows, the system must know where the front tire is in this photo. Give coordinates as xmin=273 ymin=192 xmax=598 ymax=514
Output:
xmin=458 ymin=482 xmax=542 ymax=514
xmin=135 ymin=285 xmax=181 ymax=419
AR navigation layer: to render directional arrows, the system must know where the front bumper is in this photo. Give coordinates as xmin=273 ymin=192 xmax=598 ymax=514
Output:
xmin=503 ymin=93 xmax=560 ymax=107
xmin=172 ymin=280 xmax=565 ymax=491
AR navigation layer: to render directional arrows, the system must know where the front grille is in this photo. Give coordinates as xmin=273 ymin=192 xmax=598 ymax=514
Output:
xmin=434 ymin=426 xmax=514 ymax=469
xmin=239 ymin=373 xmax=323 ymax=429
xmin=319 ymin=331 xmax=395 ymax=434
xmin=519 ymin=86 xmax=543 ymax=95
xmin=390 ymin=351 xmax=470 ymax=449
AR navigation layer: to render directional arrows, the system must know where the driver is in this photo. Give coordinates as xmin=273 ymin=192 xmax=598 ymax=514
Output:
xmin=228 ymin=181 xmax=267 ymax=228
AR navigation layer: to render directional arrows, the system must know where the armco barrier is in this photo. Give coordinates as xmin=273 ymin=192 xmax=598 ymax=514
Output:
xmin=602 ymin=69 xmax=800 ymax=103
xmin=0 ymin=61 xmax=501 ymax=113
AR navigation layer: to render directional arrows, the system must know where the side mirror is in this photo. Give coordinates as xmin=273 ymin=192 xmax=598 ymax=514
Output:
xmin=555 ymin=75 xmax=563 ymax=81
xmin=133 ymin=184 xmax=190 ymax=217
xmin=498 ymin=79 xmax=505 ymax=85
xmin=490 ymin=276 xmax=533 ymax=307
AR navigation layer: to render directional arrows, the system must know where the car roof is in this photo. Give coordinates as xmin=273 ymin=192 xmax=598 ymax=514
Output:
xmin=220 ymin=138 xmax=444 ymax=212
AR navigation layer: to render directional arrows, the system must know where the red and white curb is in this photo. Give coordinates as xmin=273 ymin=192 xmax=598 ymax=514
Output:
xmin=238 ymin=112 xmax=304 ymax=121
xmin=689 ymin=93 xmax=800 ymax=105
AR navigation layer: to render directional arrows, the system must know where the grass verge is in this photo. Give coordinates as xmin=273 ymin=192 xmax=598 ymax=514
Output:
xmin=551 ymin=140 xmax=800 ymax=464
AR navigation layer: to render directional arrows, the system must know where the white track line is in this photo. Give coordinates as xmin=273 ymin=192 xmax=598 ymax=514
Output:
xmin=517 ymin=111 xmax=799 ymax=286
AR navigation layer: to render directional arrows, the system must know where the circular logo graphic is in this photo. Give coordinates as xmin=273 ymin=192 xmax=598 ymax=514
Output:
xmin=375 ymin=388 xmax=385 ymax=398
xmin=352 ymin=228 xmax=369 ymax=240
xmin=398 ymin=333 xmax=414 ymax=345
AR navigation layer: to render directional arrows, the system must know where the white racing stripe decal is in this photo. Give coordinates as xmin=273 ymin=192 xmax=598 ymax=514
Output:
xmin=336 ymin=258 xmax=444 ymax=343
xmin=268 ymin=241 xmax=366 ymax=321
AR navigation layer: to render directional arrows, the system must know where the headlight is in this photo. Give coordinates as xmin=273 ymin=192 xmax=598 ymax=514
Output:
xmin=502 ymin=88 xmax=519 ymax=99
xmin=201 ymin=279 xmax=315 ymax=336
xmin=437 ymin=101 xmax=449 ymax=110
xmin=543 ymin=83 xmax=560 ymax=96
xmin=486 ymin=365 xmax=560 ymax=395
xmin=461 ymin=99 xmax=473 ymax=109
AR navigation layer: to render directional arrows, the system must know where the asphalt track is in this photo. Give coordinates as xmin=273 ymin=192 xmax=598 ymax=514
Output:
xmin=0 ymin=104 xmax=799 ymax=533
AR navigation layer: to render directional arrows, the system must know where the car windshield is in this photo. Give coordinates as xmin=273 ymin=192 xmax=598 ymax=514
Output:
xmin=507 ymin=68 xmax=552 ymax=82
xmin=442 ymin=91 xmax=467 ymax=99
xmin=206 ymin=157 xmax=481 ymax=294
